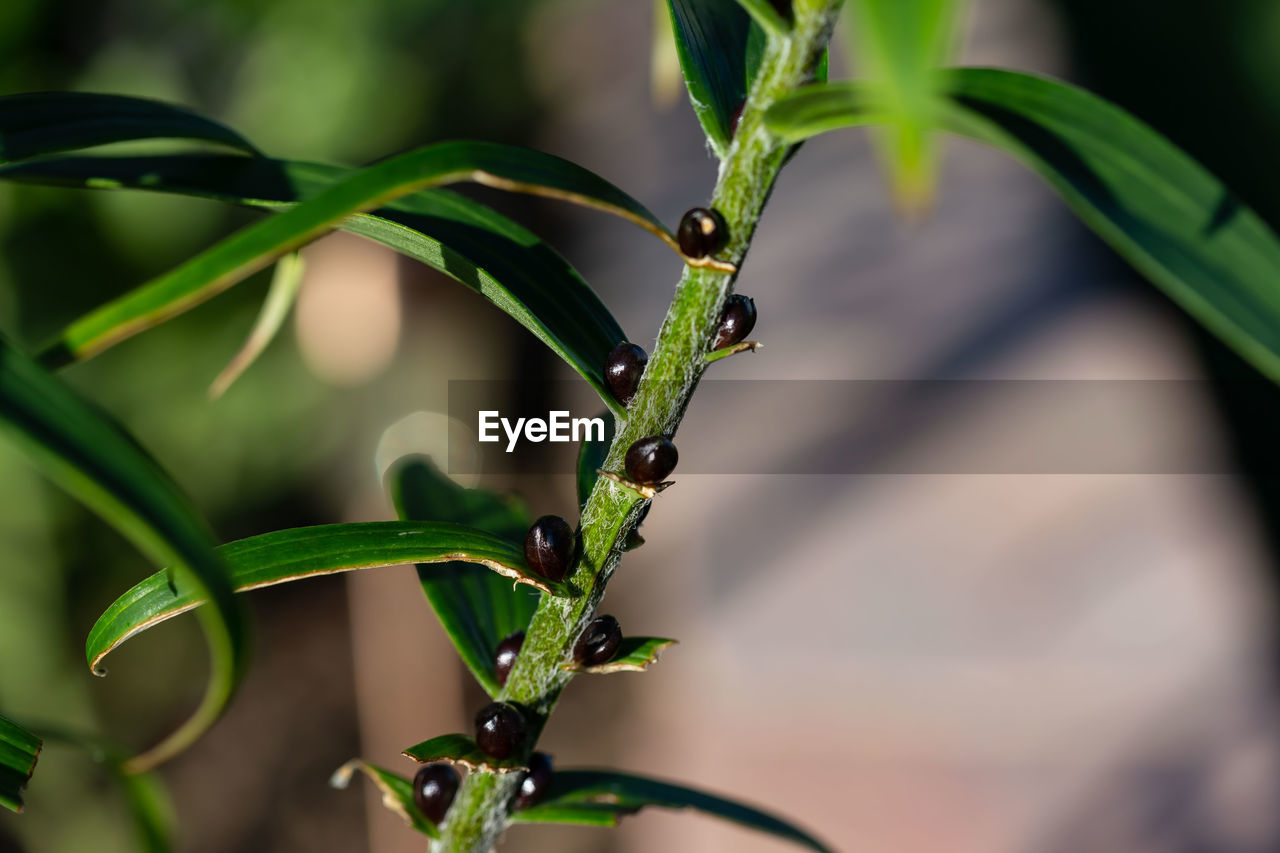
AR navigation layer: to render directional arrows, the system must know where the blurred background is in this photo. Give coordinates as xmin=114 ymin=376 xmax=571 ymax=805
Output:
xmin=2 ymin=0 xmax=1280 ymax=851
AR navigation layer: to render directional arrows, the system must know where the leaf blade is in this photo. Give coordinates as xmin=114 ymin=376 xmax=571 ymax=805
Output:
xmin=1 ymin=153 xmax=628 ymax=408
xmin=0 ymin=715 xmax=41 ymax=813
xmin=388 ymin=456 xmax=542 ymax=697
xmin=208 ymin=251 xmax=304 ymax=398
xmin=936 ymin=68 xmax=1280 ymax=380
xmin=766 ymin=70 xmax=1280 ymax=383
xmin=331 ymin=760 xmax=439 ymax=839
xmin=401 ymin=733 xmax=527 ymax=774
xmin=666 ymin=0 xmax=759 ymax=156
xmin=27 ymin=141 xmax=663 ymax=375
xmin=0 ymin=338 xmax=245 ymax=772
xmin=87 ymin=520 xmax=570 ymax=678
xmin=0 ymin=92 xmax=257 ymax=164
xmin=512 ymin=769 xmax=835 ymax=852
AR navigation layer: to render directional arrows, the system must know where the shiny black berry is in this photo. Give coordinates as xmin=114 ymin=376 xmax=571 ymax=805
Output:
xmin=412 ymin=763 xmax=460 ymax=825
xmin=605 ymin=342 xmax=647 ymax=406
xmin=624 ymin=436 xmax=677 ymax=484
xmin=524 ymin=515 xmax=574 ymax=582
xmin=474 ymin=702 xmax=527 ymax=760
xmin=713 ymin=294 xmax=757 ymax=349
xmin=574 ymin=615 xmax=623 ymax=666
xmin=768 ymin=0 xmax=792 ymax=19
xmin=494 ymin=631 xmax=525 ymax=687
xmin=513 ymin=752 xmax=554 ymax=810
xmin=677 ymin=207 xmax=728 ymax=258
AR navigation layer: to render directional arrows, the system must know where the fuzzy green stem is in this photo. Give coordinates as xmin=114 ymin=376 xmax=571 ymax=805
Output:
xmin=432 ymin=3 xmax=842 ymax=850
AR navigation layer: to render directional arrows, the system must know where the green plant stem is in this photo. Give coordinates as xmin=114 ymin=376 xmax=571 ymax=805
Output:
xmin=432 ymin=3 xmax=843 ymax=850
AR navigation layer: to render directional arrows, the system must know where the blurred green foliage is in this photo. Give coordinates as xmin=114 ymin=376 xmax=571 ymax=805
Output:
xmin=0 ymin=0 xmax=549 ymax=849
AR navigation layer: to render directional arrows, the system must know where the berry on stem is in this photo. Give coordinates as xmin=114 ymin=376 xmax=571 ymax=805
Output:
xmin=524 ymin=515 xmax=574 ymax=581
xmin=713 ymin=294 xmax=757 ymax=349
xmin=605 ymin=342 xmax=648 ymax=406
xmin=513 ymin=752 xmax=553 ymax=810
xmin=412 ymin=764 xmax=460 ymax=825
xmin=625 ymin=436 xmax=678 ymax=484
xmin=677 ymin=207 xmax=729 ymax=259
xmin=574 ymin=614 xmax=623 ymax=666
xmin=494 ymin=631 xmax=525 ymax=687
xmin=474 ymin=702 xmax=527 ymax=760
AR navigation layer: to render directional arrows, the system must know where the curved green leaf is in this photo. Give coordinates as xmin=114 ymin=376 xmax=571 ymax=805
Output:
xmin=560 ymin=636 xmax=677 ymax=673
xmin=0 ymin=154 xmax=626 ymax=408
xmin=208 ymin=251 xmax=304 ymax=399
xmin=0 ymin=714 xmax=41 ymax=812
xmin=512 ymin=770 xmax=835 ymax=852
xmin=88 ymin=520 xmax=572 ymax=679
xmin=0 ymin=92 xmax=256 ymax=163
xmin=666 ymin=0 xmax=764 ymax=156
xmin=26 ymin=141 xmax=667 ymax=376
xmin=735 ymin=0 xmax=789 ymax=35
xmin=761 ymin=79 xmax=893 ymax=138
xmin=766 ymin=69 xmax=1280 ymax=383
xmin=401 ymin=733 xmax=527 ymax=774
xmin=388 ymin=456 xmax=542 ymax=697
xmin=0 ymin=338 xmax=244 ymax=773
xmin=331 ymin=760 xmax=439 ymax=839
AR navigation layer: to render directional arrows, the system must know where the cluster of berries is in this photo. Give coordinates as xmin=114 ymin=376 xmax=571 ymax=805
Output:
xmin=415 ymin=207 xmax=755 ymax=828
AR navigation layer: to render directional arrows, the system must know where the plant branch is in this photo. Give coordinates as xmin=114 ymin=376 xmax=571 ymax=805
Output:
xmin=433 ymin=3 xmax=844 ymax=849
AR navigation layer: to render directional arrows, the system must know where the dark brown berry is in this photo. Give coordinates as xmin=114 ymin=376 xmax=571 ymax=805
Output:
xmin=494 ymin=631 xmax=525 ymax=687
xmin=624 ymin=436 xmax=677 ymax=484
xmin=524 ymin=515 xmax=574 ymax=582
xmin=729 ymin=100 xmax=745 ymax=138
xmin=605 ymin=342 xmax=647 ymax=406
xmin=713 ymin=294 xmax=757 ymax=349
xmin=574 ymin=615 xmax=623 ymax=666
xmin=513 ymin=752 xmax=553 ymax=810
xmin=677 ymin=207 xmax=728 ymax=258
xmin=474 ymin=702 xmax=527 ymax=760
xmin=411 ymin=763 xmax=460 ymax=825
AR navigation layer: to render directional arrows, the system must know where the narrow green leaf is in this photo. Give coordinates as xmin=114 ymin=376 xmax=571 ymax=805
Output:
xmin=734 ymin=0 xmax=789 ymax=36
xmin=0 ymin=714 xmax=41 ymax=812
xmin=0 ymin=92 xmax=257 ymax=164
xmin=666 ymin=0 xmax=762 ymax=156
xmin=763 ymin=79 xmax=893 ymax=138
xmin=576 ymin=411 xmax=615 ymax=511
xmin=0 ymin=338 xmax=245 ymax=772
xmin=27 ymin=141 xmax=668 ymax=372
xmin=88 ymin=520 xmax=572 ymax=679
xmin=845 ymin=0 xmax=964 ymax=213
xmin=512 ymin=770 xmax=835 ymax=852
xmin=115 ymin=765 xmax=176 ymax=853
xmin=401 ymin=734 xmax=527 ymax=774
xmin=331 ymin=760 xmax=439 ymax=839
xmin=208 ymin=251 xmax=304 ymax=399
xmin=388 ymin=456 xmax=542 ymax=697
xmin=512 ymin=801 xmax=628 ymax=826
xmin=766 ymin=69 xmax=1280 ymax=384
xmin=0 ymin=154 xmax=626 ymax=410
xmin=561 ymin=636 xmax=677 ymax=673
